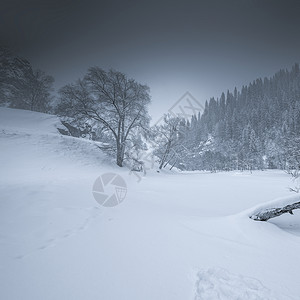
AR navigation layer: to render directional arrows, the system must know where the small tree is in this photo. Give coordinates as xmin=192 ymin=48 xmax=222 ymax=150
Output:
xmin=152 ymin=114 xmax=184 ymax=169
xmin=58 ymin=68 xmax=151 ymax=167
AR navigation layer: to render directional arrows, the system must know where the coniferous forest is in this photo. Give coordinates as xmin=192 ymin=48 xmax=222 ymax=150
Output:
xmin=164 ymin=64 xmax=300 ymax=172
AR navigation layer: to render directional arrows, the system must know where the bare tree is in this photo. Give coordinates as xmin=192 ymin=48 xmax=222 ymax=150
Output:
xmin=13 ymin=69 xmax=54 ymax=112
xmin=58 ymin=68 xmax=151 ymax=167
xmin=152 ymin=114 xmax=184 ymax=169
xmin=0 ymin=48 xmax=54 ymax=112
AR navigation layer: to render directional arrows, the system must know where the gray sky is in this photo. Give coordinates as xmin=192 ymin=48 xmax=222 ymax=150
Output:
xmin=1 ymin=0 xmax=300 ymax=121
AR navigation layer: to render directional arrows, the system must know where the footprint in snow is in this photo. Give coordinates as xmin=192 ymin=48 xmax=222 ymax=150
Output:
xmin=194 ymin=267 xmax=290 ymax=300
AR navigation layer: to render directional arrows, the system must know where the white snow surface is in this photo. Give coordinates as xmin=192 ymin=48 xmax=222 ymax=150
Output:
xmin=194 ymin=267 xmax=283 ymax=300
xmin=1 ymin=107 xmax=300 ymax=300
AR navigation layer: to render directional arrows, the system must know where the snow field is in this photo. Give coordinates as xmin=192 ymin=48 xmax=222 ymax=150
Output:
xmin=1 ymin=108 xmax=300 ymax=300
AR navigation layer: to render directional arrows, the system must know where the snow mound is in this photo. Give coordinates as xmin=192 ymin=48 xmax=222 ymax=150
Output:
xmin=0 ymin=107 xmax=61 ymax=135
xmin=194 ymin=268 xmax=285 ymax=300
xmin=0 ymin=107 xmax=114 ymax=185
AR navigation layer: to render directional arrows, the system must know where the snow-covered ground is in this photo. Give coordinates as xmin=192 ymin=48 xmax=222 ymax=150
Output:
xmin=1 ymin=107 xmax=300 ymax=300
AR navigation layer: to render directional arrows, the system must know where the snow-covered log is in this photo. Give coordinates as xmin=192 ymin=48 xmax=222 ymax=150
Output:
xmin=249 ymin=194 xmax=300 ymax=221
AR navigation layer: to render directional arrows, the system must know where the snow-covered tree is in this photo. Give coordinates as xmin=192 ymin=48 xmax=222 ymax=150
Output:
xmin=10 ymin=68 xmax=54 ymax=112
xmin=0 ymin=47 xmax=54 ymax=112
xmin=152 ymin=114 xmax=185 ymax=169
xmin=58 ymin=68 xmax=151 ymax=167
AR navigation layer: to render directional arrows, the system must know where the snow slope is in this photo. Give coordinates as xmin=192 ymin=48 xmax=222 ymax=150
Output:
xmin=1 ymin=107 xmax=300 ymax=300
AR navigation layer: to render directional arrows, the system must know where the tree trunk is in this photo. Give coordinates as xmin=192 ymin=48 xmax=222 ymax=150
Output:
xmin=116 ymin=154 xmax=123 ymax=167
xmin=116 ymin=141 xmax=123 ymax=167
xmin=170 ymin=158 xmax=177 ymax=170
xmin=250 ymin=201 xmax=300 ymax=221
xmin=159 ymin=141 xmax=171 ymax=169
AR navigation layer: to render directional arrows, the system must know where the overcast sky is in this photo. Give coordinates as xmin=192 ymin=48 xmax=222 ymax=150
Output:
xmin=1 ymin=0 xmax=300 ymax=120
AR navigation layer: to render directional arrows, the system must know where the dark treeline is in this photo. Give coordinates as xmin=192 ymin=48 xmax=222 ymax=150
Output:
xmin=168 ymin=64 xmax=300 ymax=172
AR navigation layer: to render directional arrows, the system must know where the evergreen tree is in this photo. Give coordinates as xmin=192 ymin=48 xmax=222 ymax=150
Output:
xmin=167 ymin=63 xmax=300 ymax=172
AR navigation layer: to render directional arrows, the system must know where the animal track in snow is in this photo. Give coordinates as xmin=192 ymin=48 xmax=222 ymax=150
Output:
xmin=14 ymin=206 xmax=101 ymax=260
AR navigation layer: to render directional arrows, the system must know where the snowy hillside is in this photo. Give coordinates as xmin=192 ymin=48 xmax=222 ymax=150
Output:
xmin=1 ymin=108 xmax=300 ymax=299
